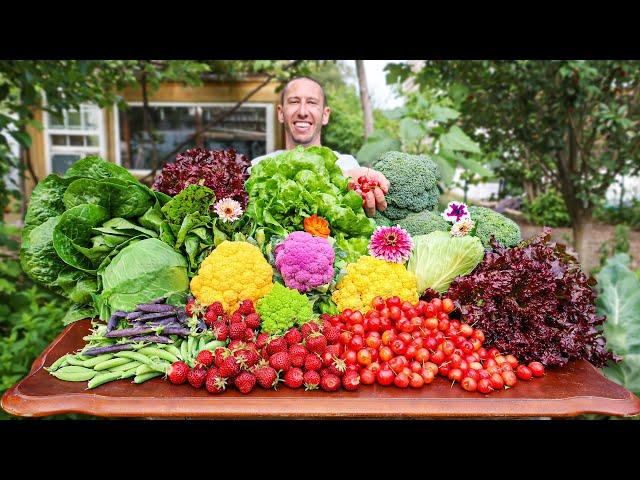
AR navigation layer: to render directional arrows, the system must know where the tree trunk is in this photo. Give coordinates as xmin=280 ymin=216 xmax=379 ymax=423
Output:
xmin=572 ymin=211 xmax=595 ymax=274
xmin=355 ymin=60 xmax=374 ymax=140
xmin=523 ymin=181 xmax=536 ymax=204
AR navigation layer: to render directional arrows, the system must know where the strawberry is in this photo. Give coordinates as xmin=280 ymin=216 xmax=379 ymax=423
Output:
xmin=322 ymin=318 xmax=332 ymax=331
xmin=301 ymin=320 xmax=321 ymax=338
xmin=187 ymin=366 xmax=208 ymax=388
xmin=229 ymin=321 xmax=247 ymax=340
xmin=219 ymin=356 xmax=241 ymax=378
xmin=328 ymin=357 xmax=347 ymax=377
xmin=211 ymin=320 xmax=229 ymax=342
xmin=206 ymin=301 xmax=224 ymax=318
xmin=253 ymin=364 xmax=279 ymax=389
xmin=326 ymin=343 xmax=342 ymax=358
xmin=269 ymin=351 xmax=291 ymax=372
xmin=234 ymin=371 xmax=256 ymax=394
xmin=342 ymin=371 xmax=360 ymax=391
xmin=304 ymin=353 xmax=323 ymax=372
xmin=283 ymin=367 xmax=304 ymax=388
xmin=256 ymin=332 xmax=270 ymax=349
xmin=288 ymin=343 xmax=308 ymax=356
xmin=319 ymin=313 xmax=331 ymax=322
xmin=237 ymin=299 xmax=255 ymax=316
xmin=303 ymin=370 xmax=321 ymax=390
xmin=228 ymin=339 xmax=246 ymax=351
xmin=319 ymin=367 xmax=330 ymax=377
xmin=196 ymin=349 xmax=214 ymax=368
xmin=266 ymin=337 xmax=288 ymax=355
xmin=320 ymin=373 xmax=341 ymax=392
xmin=221 ymin=313 xmax=231 ymax=324
xmin=284 ymin=328 xmax=303 ymax=346
xmin=244 ymin=327 xmax=256 ymax=342
xmin=259 ymin=347 xmax=270 ymax=360
xmin=205 ymin=368 xmax=227 ymax=394
xmin=230 ymin=312 xmax=244 ymax=324
xmin=235 ymin=348 xmax=260 ymax=368
xmin=305 ymin=333 xmax=328 ymax=355
xmin=323 ymin=326 xmax=340 ymax=343
xmin=290 ymin=352 xmax=305 ymax=368
xmin=214 ymin=347 xmax=230 ymax=368
xmin=244 ymin=313 xmax=261 ymax=329
xmin=186 ymin=298 xmax=205 ymax=318
xmin=167 ymin=361 xmax=189 ymax=385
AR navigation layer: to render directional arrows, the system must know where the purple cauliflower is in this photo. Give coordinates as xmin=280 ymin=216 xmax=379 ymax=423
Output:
xmin=274 ymin=231 xmax=335 ymax=293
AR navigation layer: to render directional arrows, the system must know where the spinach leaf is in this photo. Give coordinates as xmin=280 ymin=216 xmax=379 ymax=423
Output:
xmin=62 ymin=178 xmax=154 ymax=218
xmin=64 ymin=155 xmax=138 ymax=182
xmin=19 ymin=216 xmax=66 ymax=293
xmin=23 ymin=175 xmax=72 ymax=231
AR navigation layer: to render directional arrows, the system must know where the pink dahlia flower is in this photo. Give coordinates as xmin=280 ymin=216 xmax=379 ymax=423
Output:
xmin=368 ymin=226 xmax=413 ymax=263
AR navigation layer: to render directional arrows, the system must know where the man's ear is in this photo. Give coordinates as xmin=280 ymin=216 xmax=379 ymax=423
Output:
xmin=322 ymin=106 xmax=331 ymax=126
xmin=277 ymin=104 xmax=284 ymax=123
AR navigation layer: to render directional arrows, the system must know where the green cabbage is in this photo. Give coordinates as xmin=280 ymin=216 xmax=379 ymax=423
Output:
xmin=95 ymin=238 xmax=190 ymax=320
xmin=407 ymin=231 xmax=485 ymax=294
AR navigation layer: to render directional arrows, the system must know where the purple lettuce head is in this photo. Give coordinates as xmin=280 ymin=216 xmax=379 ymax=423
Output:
xmin=274 ymin=231 xmax=335 ymax=293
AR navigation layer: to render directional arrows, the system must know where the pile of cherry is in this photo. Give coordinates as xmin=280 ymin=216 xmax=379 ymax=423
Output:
xmin=167 ymin=296 xmax=545 ymax=394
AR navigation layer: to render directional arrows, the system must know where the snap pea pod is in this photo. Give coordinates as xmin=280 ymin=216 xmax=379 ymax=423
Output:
xmin=50 ymin=366 xmax=97 ymax=382
xmin=203 ymin=340 xmax=225 ymax=351
xmin=180 ymin=339 xmax=189 ymax=361
xmin=108 ymin=360 xmax=141 ymax=373
xmin=66 ymin=355 xmax=90 ymax=367
xmin=114 ymin=351 xmax=154 ymax=365
xmin=83 ymin=335 xmax=109 ymax=342
xmin=134 ymin=371 xmax=163 ymax=384
xmin=137 ymin=347 xmax=179 ymax=364
xmin=94 ymin=357 xmax=131 ymax=371
xmin=187 ymin=336 xmax=194 ymax=355
xmin=135 ymin=361 xmax=169 ymax=375
xmin=79 ymin=353 xmax=114 ymax=368
xmin=164 ymin=344 xmax=182 ymax=359
xmin=45 ymin=354 xmax=69 ymax=372
xmin=197 ymin=336 xmax=206 ymax=352
xmin=87 ymin=371 xmax=122 ymax=389
xmin=119 ymin=366 xmax=140 ymax=379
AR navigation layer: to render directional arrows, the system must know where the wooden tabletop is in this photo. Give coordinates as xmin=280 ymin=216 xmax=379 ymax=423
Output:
xmin=3 ymin=320 xmax=640 ymax=419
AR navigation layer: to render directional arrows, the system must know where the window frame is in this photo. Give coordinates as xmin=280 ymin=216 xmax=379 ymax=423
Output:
xmin=42 ymin=103 xmax=108 ymax=175
xmin=114 ymin=101 xmax=275 ymax=177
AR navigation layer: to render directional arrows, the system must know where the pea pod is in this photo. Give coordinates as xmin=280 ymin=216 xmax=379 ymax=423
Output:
xmin=136 ymin=364 xmax=155 ymax=376
xmin=119 ymin=366 xmax=140 ymax=379
xmin=180 ymin=339 xmax=189 ymax=361
xmin=134 ymin=372 xmax=163 ymax=384
xmin=187 ymin=336 xmax=194 ymax=356
xmin=46 ymin=354 xmax=69 ymax=372
xmin=203 ymin=340 xmax=225 ymax=351
xmin=80 ymin=353 xmax=114 ymax=368
xmin=114 ymin=351 xmax=154 ymax=365
xmin=197 ymin=336 xmax=206 ymax=353
xmin=137 ymin=347 xmax=178 ymax=364
xmin=50 ymin=366 xmax=97 ymax=382
xmin=108 ymin=360 xmax=141 ymax=373
xmin=164 ymin=344 xmax=181 ymax=359
xmin=87 ymin=371 xmax=122 ymax=389
xmin=94 ymin=357 xmax=131 ymax=371
xmin=66 ymin=355 xmax=90 ymax=367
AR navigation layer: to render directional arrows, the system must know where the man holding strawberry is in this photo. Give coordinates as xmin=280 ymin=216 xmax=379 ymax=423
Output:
xmin=251 ymin=76 xmax=389 ymax=217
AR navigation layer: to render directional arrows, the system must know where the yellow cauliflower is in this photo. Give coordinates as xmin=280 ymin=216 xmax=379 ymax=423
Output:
xmin=190 ymin=241 xmax=273 ymax=312
xmin=332 ymin=256 xmax=418 ymax=312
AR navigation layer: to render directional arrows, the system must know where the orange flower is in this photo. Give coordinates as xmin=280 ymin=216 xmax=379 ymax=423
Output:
xmin=304 ymin=214 xmax=330 ymax=238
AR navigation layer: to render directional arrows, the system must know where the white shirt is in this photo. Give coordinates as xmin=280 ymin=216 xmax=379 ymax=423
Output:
xmin=250 ymin=149 xmax=360 ymax=174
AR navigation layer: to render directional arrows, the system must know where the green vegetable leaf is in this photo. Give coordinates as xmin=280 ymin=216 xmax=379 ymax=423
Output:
xmin=23 ymin=174 xmax=72 ymax=230
xmin=64 ymin=155 xmax=138 ymax=183
xmin=356 ymin=134 xmax=402 ymax=167
xmin=399 ymin=118 xmax=426 ymax=147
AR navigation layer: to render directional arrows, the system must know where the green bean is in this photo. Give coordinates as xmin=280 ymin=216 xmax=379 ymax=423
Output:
xmin=94 ymin=357 xmax=131 ymax=371
xmin=203 ymin=340 xmax=225 ymax=351
xmin=114 ymin=351 xmax=153 ymax=365
xmin=80 ymin=353 xmax=114 ymax=368
xmin=50 ymin=366 xmax=97 ymax=382
xmin=137 ymin=347 xmax=178 ymax=364
xmin=134 ymin=371 xmax=162 ymax=384
xmin=119 ymin=366 xmax=140 ymax=379
xmin=108 ymin=360 xmax=141 ymax=373
xmin=164 ymin=344 xmax=181 ymax=359
xmin=46 ymin=354 xmax=69 ymax=372
xmin=87 ymin=371 xmax=122 ymax=389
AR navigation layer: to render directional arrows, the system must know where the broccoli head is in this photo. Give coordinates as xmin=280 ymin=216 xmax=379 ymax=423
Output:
xmin=398 ymin=209 xmax=449 ymax=237
xmin=374 ymin=211 xmax=393 ymax=227
xmin=373 ymin=151 xmax=441 ymax=214
xmin=468 ymin=206 xmax=521 ymax=248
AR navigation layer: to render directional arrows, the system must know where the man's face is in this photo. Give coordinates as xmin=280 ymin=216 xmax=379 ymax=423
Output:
xmin=278 ymin=78 xmax=331 ymax=147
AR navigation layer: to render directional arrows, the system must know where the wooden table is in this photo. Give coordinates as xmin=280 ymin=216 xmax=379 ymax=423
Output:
xmin=3 ymin=320 xmax=640 ymax=418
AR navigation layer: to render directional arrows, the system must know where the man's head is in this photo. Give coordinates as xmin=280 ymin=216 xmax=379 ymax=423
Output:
xmin=278 ymin=76 xmax=330 ymax=149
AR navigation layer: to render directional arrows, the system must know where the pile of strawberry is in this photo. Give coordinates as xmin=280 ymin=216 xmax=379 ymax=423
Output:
xmin=328 ymin=295 xmax=545 ymax=393
xmin=167 ymin=298 xmax=359 ymax=394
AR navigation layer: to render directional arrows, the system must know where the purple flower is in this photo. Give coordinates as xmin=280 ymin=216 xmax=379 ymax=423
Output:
xmin=442 ymin=201 xmax=470 ymax=223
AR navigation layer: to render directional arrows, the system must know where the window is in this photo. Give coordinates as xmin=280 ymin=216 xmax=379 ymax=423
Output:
xmin=116 ymin=102 xmax=274 ymax=173
xmin=44 ymin=104 xmax=107 ymax=174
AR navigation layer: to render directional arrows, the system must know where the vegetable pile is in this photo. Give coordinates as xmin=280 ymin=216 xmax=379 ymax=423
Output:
xmin=22 ymin=145 xmax=621 ymax=399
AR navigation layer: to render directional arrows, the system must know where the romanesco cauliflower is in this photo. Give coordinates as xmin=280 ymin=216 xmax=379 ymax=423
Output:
xmin=256 ymin=283 xmax=315 ymax=334
xmin=190 ymin=240 xmax=273 ymax=312
xmin=332 ymin=255 xmax=419 ymax=312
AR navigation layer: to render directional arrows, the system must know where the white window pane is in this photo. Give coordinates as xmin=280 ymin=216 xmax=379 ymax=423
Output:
xmin=51 ymin=134 xmax=67 ymax=146
xmin=83 ymin=108 xmax=100 ymax=129
xmin=48 ymin=112 xmax=65 ymax=129
xmin=67 ymin=110 xmax=81 ymax=129
xmin=69 ymin=135 xmax=84 ymax=146
xmin=51 ymin=154 xmax=81 ymax=174
xmin=86 ymin=135 xmax=100 ymax=147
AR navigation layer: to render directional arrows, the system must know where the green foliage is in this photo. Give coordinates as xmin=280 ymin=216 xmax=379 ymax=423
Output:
xmin=598 ymin=224 xmax=631 ymax=271
xmin=594 ymin=199 xmax=640 ymax=230
xmin=522 ymin=189 xmax=571 ymax=227
xmin=468 ymin=206 xmax=522 ymax=249
xmin=596 ymin=254 xmax=640 ymax=397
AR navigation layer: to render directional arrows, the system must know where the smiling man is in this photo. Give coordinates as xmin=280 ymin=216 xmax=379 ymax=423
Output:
xmin=251 ymin=76 xmax=389 ymax=217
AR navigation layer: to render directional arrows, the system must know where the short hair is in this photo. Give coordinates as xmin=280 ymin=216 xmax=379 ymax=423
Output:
xmin=280 ymin=76 xmax=327 ymax=107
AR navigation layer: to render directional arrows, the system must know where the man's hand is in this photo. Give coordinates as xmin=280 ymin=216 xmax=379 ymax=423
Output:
xmin=345 ymin=167 xmax=390 ymax=218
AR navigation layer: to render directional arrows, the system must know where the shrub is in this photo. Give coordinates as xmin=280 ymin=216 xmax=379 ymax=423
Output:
xmin=522 ymin=189 xmax=571 ymax=227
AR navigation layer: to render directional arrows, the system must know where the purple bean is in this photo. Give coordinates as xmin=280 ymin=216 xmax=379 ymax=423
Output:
xmin=135 ymin=311 xmax=176 ymax=322
xmin=105 ymin=327 xmax=157 ymax=338
xmin=176 ymin=310 xmax=188 ymax=324
xmin=107 ymin=314 xmax=122 ymax=332
xmin=136 ymin=303 xmax=176 ymax=313
xmin=127 ymin=335 xmax=173 ymax=344
xmin=83 ymin=343 xmax=133 ymax=356
xmin=113 ymin=310 xmax=128 ymax=318
xmin=146 ymin=318 xmax=179 ymax=327
xmin=162 ymin=326 xmax=191 ymax=336
xmin=125 ymin=311 xmax=143 ymax=321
